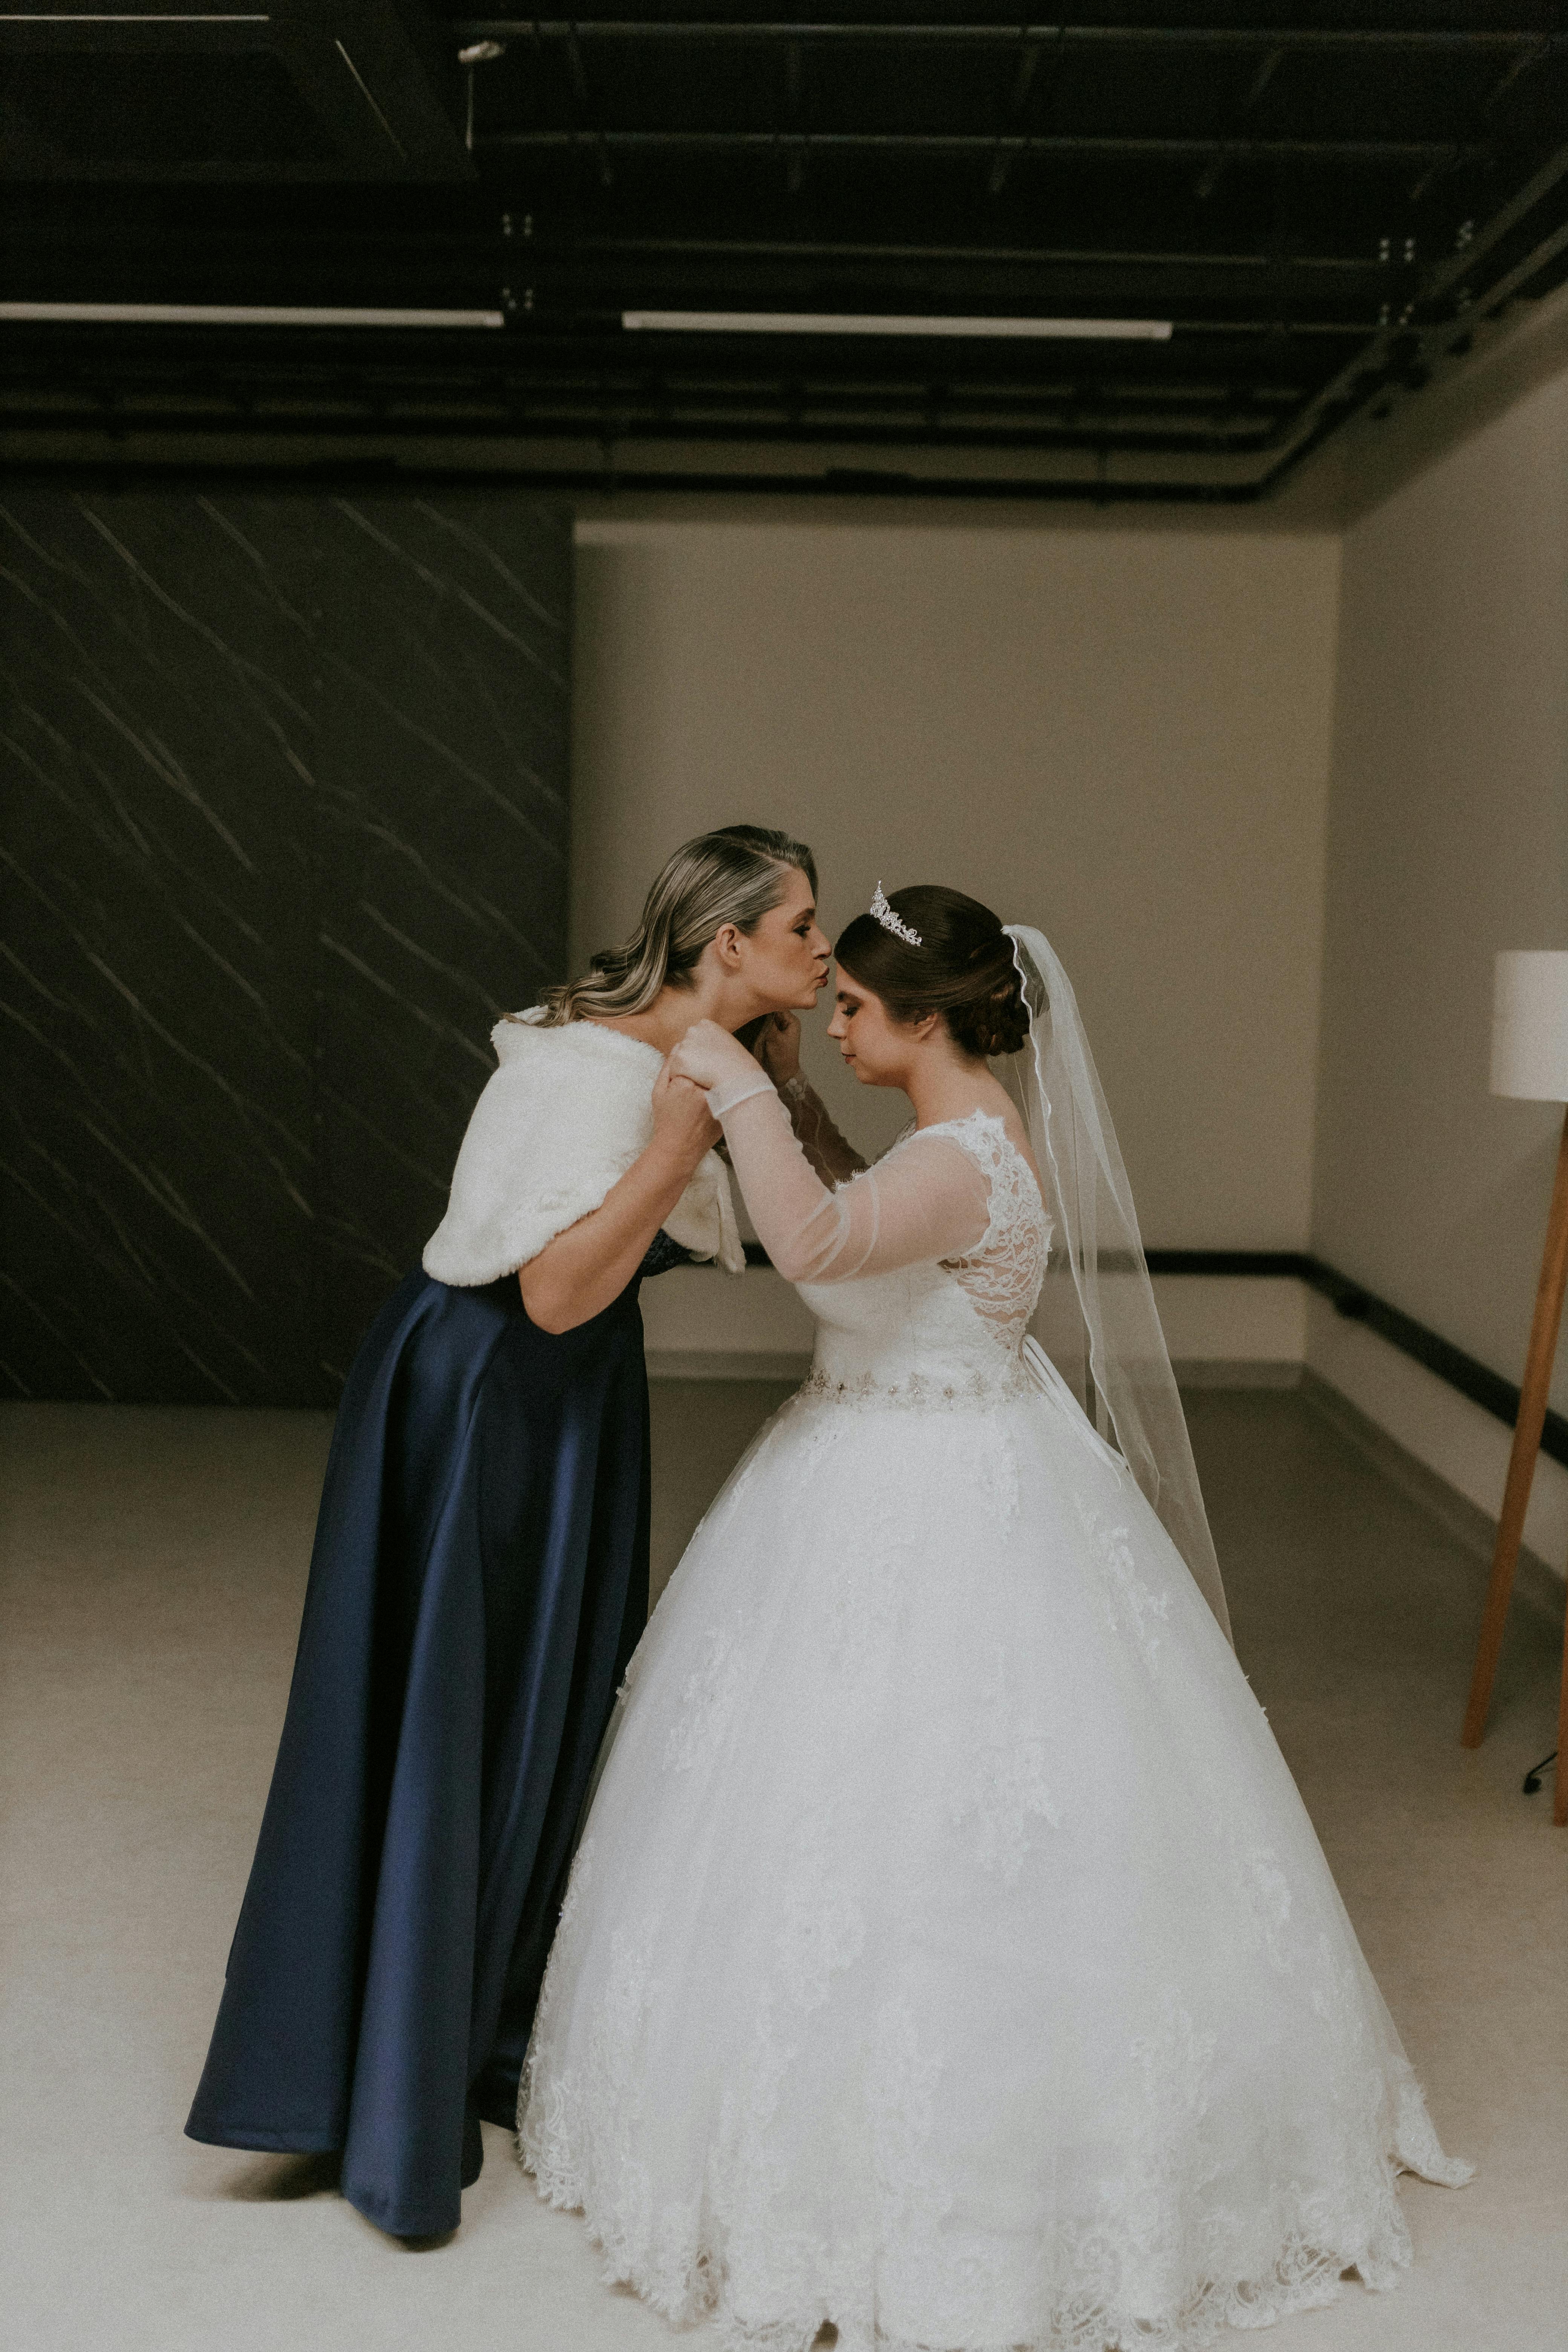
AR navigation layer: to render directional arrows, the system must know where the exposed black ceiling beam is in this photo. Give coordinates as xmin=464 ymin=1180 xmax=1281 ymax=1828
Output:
xmin=0 ymin=404 xmax=1291 ymax=456
xmin=452 ymin=20 xmax=1551 ymax=52
xmin=1468 ymin=211 xmax=1568 ymax=319
xmin=986 ymin=26 xmax=1057 ymax=199
xmin=0 ymin=18 xmax=274 ymax=48
xmin=556 ymin=239 xmax=1388 ymax=272
xmin=554 ymin=17 xmax=613 ymax=188
xmin=1484 ymin=37 xmax=1553 ymax=114
xmin=1193 ymin=42 xmax=1287 ymax=204
xmin=0 ymin=1 xmax=475 ymax=182
xmin=0 ymin=401 xmax=1296 ymax=458
xmin=4 ymin=4 xmax=1565 ymax=504
xmin=481 ymin=131 xmax=1484 ymax=164
xmin=1258 ymin=135 xmax=1568 ymax=486
xmin=782 ymin=33 xmax=805 ymax=195
xmin=0 ymin=450 xmax=1278 ymax=508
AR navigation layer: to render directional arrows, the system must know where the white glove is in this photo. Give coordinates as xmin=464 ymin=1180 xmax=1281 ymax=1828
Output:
xmin=668 ymin=1020 xmax=777 ymax=1117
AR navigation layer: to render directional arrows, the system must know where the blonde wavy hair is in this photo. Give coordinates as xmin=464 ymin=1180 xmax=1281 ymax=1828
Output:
xmin=534 ymin=824 xmax=817 ymax=1027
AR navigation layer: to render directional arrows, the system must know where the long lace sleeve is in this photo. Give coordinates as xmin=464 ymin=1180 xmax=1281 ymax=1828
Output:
xmin=778 ymin=1073 xmax=867 ymax=1183
xmin=715 ymin=1086 xmax=990 ymax=1284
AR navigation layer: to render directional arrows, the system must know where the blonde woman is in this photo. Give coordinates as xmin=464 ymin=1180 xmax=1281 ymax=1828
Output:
xmin=187 ymin=826 xmax=828 ymax=2241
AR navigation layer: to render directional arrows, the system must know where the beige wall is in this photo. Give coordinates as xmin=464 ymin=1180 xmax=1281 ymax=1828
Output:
xmin=1312 ymin=362 xmax=1568 ymax=1418
xmin=574 ymin=403 xmax=1568 ymax=1577
xmin=573 ymin=515 xmax=1340 ymax=1248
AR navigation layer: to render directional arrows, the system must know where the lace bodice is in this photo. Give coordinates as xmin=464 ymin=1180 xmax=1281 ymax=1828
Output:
xmin=795 ymin=1112 xmax=1049 ymax=1406
xmin=934 ymin=1112 xmax=1051 ymax=1343
xmin=698 ymin=1052 xmax=1052 ymax=1403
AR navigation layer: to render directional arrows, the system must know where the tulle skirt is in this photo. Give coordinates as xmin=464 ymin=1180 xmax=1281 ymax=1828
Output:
xmin=519 ymin=1378 xmax=1468 ymax=2351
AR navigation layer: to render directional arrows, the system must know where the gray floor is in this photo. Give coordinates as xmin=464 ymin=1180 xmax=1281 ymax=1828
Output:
xmin=1 ymin=1387 xmax=1564 ymax=2352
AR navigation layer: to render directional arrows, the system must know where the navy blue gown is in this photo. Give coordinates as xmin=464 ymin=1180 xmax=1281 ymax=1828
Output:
xmin=186 ymin=1235 xmax=687 ymax=2239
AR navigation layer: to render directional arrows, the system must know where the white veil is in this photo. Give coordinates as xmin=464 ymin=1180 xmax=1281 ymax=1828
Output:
xmin=1005 ymin=925 xmax=1232 ymax=1646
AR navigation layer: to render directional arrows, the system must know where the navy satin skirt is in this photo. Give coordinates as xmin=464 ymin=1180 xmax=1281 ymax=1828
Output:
xmin=186 ymin=1254 xmax=666 ymax=2237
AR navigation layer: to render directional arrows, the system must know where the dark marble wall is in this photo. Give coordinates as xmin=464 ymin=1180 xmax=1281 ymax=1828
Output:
xmin=0 ymin=487 xmax=571 ymax=1404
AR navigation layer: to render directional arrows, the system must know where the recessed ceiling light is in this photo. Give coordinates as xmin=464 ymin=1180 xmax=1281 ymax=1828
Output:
xmin=622 ymin=311 xmax=1173 ymax=341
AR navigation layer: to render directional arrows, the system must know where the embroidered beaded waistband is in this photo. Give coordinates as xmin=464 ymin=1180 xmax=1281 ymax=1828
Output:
xmin=799 ymin=1360 xmax=1036 ymax=1411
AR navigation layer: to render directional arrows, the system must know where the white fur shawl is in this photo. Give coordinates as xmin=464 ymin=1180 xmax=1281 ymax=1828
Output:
xmin=422 ymin=1012 xmax=745 ymax=1287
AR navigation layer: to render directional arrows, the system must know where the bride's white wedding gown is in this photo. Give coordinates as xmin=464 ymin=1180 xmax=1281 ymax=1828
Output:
xmin=519 ymin=1098 xmax=1468 ymax=2352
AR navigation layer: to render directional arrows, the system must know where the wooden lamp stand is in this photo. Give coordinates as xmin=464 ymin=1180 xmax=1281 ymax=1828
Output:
xmin=1461 ymin=1056 xmax=1568 ymax=1823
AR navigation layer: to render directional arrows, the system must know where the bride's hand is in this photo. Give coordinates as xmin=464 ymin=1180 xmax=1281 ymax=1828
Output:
xmin=649 ymin=1061 xmax=721 ymax=1169
xmin=753 ymin=1011 xmax=802 ymax=1086
xmin=668 ymin=1019 xmax=762 ymax=1093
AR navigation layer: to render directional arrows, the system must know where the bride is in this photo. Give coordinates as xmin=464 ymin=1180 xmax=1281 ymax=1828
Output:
xmin=518 ymin=884 xmax=1469 ymax=2352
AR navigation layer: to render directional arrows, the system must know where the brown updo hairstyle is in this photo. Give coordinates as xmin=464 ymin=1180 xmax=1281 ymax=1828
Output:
xmin=833 ymin=885 xmax=1030 ymax=1059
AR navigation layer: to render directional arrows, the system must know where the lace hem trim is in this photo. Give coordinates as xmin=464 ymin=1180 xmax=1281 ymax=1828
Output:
xmin=521 ymin=2138 xmax=1451 ymax=2352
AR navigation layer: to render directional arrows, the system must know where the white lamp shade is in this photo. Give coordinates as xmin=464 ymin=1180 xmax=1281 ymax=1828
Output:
xmin=1491 ymin=950 xmax=1568 ymax=1101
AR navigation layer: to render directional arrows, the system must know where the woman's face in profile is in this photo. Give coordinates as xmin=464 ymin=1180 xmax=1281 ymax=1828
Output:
xmin=827 ymin=973 xmax=917 ymax=1086
xmin=738 ymin=869 xmax=831 ymax=1011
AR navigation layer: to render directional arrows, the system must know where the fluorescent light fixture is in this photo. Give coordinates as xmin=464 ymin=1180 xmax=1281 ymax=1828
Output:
xmin=623 ymin=310 xmax=1173 ymax=341
xmin=0 ymin=302 xmax=504 ymax=329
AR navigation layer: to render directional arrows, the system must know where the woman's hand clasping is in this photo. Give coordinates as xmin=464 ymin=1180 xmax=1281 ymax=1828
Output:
xmin=650 ymin=1059 xmax=722 ymax=1172
xmin=667 ymin=1018 xmax=761 ymax=1093
xmin=753 ymin=1010 xmax=802 ymax=1086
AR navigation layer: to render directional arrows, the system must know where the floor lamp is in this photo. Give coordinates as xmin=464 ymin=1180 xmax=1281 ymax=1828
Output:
xmin=1461 ymin=950 xmax=1568 ymax=1824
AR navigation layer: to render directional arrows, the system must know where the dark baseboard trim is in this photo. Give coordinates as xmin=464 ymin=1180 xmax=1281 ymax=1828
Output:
xmin=1144 ymin=1249 xmax=1311 ymax=1279
xmin=1155 ymin=1248 xmax=1568 ymax=1472
xmin=1297 ymin=1259 xmax=1568 ymax=1472
xmin=738 ymin=1238 xmax=1568 ymax=1470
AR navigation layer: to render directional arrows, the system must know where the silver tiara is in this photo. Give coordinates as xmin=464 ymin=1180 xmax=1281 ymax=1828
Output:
xmin=870 ymin=881 xmax=922 ymax=947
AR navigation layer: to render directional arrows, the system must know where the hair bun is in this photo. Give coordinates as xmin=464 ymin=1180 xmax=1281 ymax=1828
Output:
xmin=948 ymin=969 xmax=1029 ymax=1060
